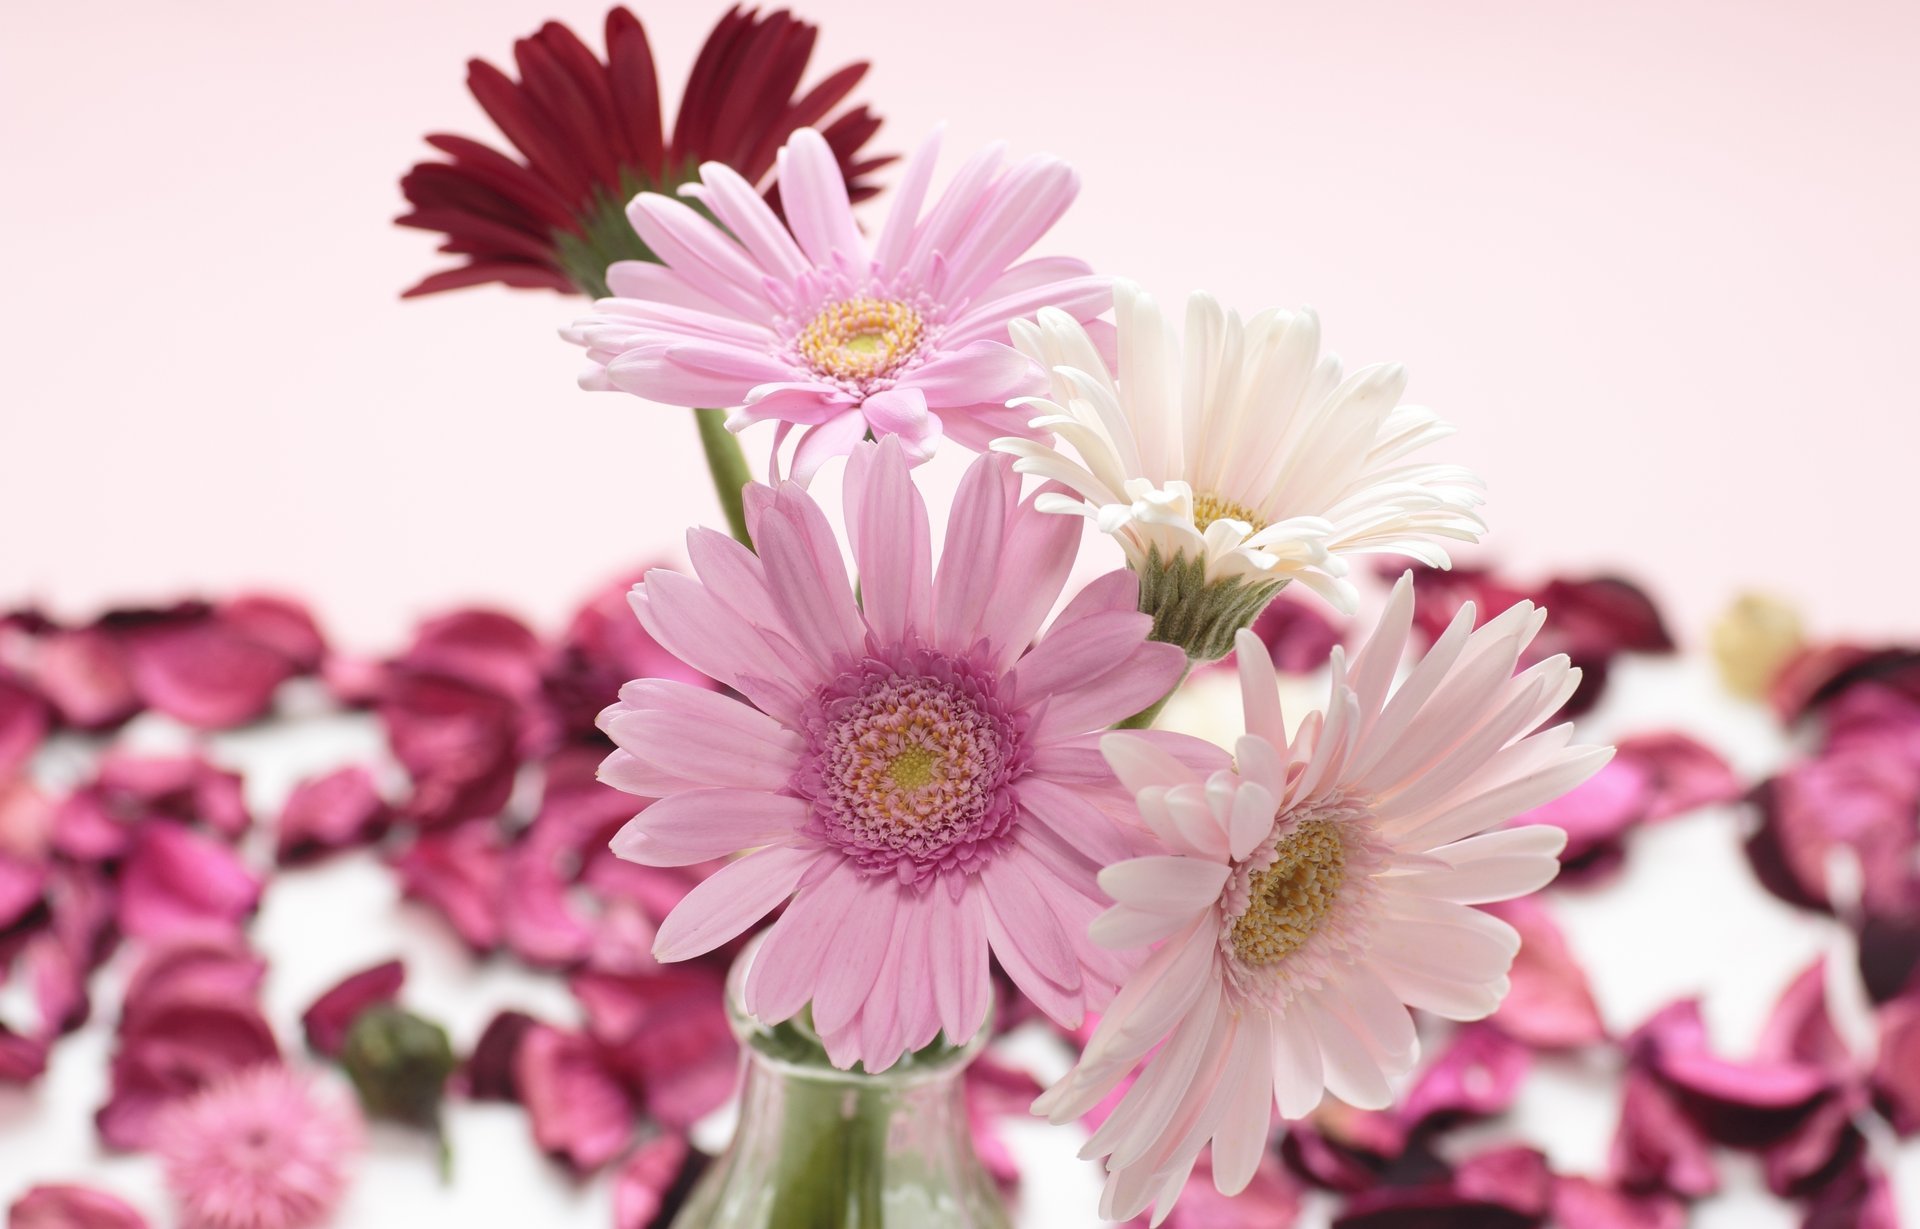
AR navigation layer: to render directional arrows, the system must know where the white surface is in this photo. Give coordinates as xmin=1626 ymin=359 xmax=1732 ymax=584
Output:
xmin=3 ymin=658 xmax=1916 ymax=1226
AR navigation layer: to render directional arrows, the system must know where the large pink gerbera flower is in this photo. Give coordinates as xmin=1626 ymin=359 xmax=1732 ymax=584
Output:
xmin=565 ymin=128 xmax=1110 ymax=482
xmin=597 ymin=439 xmax=1197 ymax=1071
xmin=1035 ymin=575 xmax=1613 ymax=1224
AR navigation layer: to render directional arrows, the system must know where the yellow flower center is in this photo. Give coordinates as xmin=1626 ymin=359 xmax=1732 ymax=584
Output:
xmin=796 ymin=298 xmax=924 ymax=382
xmin=1191 ymin=491 xmax=1268 ymax=534
xmin=888 ymin=745 xmax=937 ymax=792
xmin=1230 ymin=818 xmax=1346 ymax=967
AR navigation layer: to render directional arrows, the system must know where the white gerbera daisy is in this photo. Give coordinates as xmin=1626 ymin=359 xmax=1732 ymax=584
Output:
xmin=994 ymin=283 xmax=1486 ymax=649
xmin=1033 ymin=574 xmax=1612 ymax=1225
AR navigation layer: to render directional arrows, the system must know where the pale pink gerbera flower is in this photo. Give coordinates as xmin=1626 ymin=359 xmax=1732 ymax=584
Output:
xmin=565 ymin=127 xmax=1109 ymax=482
xmin=1035 ymin=575 xmax=1612 ymax=1224
xmin=155 ymin=1064 xmax=362 ymax=1229
xmin=598 ymin=438 xmax=1200 ymax=1071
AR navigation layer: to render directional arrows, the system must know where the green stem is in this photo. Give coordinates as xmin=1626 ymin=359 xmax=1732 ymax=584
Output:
xmin=772 ymin=1070 xmax=891 ymax=1229
xmin=694 ymin=408 xmax=754 ymax=549
xmin=1115 ymin=660 xmax=1193 ymax=729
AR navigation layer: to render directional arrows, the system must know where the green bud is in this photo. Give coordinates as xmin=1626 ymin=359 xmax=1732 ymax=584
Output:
xmin=339 ymin=1003 xmax=456 ymax=1130
xmin=1135 ymin=545 xmax=1285 ymax=664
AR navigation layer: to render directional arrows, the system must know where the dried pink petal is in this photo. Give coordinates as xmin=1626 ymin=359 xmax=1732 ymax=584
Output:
xmin=8 ymin=1183 xmax=151 ymax=1229
xmin=117 ymin=824 xmax=261 ymax=940
xmin=514 ymin=1023 xmax=638 ymax=1173
xmin=216 ymin=595 xmax=326 ymax=674
xmin=463 ymin=1010 xmax=538 ymax=1102
xmin=1402 ymin=1023 xmax=1531 ymax=1126
xmin=1803 ymin=1160 xmax=1902 ymax=1229
xmin=124 ymin=937 xmax=266 ymax=1010
xmin=548 ymin=569 xmax=715 ymax=741
xmin=0 ymin=675 xmax=49 ymax=777
xmin=1551 ymin=1177 xmax=1684 ymax=1229
xmin=1747 ymin=747 xmax=1920 ymax=915
xmin=0 ymin=849 xmax=46 ymax=934
xmin=391 ymin=822 xmax=505 ymax=952
xmin=98 ymin=997 xmax=280 ymax=1149
xmin=1871 ymin=989 xmax=1920 ymax=1133
xmin=380 ymin=672 xmax=522 ymax=828
xmin=1331 ymin=1145 xmax=1550 ymax=1228
xmin=398 ymin=609 xmax=550 ymax=713
xmin=275 ymin=766 xmax=390 ymax=864
xmin=613 ymin=1133 xmax=704 ymax=1229
xmin=24 ymin=627 xmax=140 ymax=730
xmin=94 ymin=754 xmax=250 ymax=843
xmin=1611 ymin=1069 xmax=1719 ymax=1197
xmin=0 ymin=1022 xmax=51 ymax=1084
xmin=121 ymin=612 xmax=297 ymax=730
xmin=1485 ymin=898 xmax=1607 ymax=1050
xmin=963 ymin=1056 xmax=1044 ymax=1191
xmin=301 ymin=959 xmax=406 ymax=1058
xmin=1135 ymin=1150 xmax=1303 ymax=1228
xmin=573 ymin=966 xmax=735 ymax=1129
xmin=389 ymin=821 xmax=506 ymax=956
xmin=1628 ymin=1000 xmax=1833 ymax=1149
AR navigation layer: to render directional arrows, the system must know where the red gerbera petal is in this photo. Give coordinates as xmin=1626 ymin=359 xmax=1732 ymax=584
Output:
xmin=398 ymin=6 xmax=892 ymax=298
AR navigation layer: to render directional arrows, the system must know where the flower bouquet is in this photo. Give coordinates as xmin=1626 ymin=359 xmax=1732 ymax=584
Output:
xmin=399 ymin=6 xmax=1615 ymax=1225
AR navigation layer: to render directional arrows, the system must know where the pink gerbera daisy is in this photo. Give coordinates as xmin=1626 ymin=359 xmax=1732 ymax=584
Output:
xmin=564 ymin=127 xmax=1110 ymax=482
xmin=597 ymin=439 xmax=1199 ymax=1071
xmin=1035 ymin=575 xmax=1613 ymax=1224
xmin=155 ymin=1064 xmax=363 ymax=1229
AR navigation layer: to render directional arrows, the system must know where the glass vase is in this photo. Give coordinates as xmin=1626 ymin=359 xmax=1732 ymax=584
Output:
xmin=670 ymin=939 xmax=1013 ymax=1229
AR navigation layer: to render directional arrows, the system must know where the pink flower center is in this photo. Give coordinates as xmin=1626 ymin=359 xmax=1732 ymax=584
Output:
xmin=795 ymin=651 xmax=1024 ymax=883
xmin=1218 ymin=804 xmax=1384 ymax=1004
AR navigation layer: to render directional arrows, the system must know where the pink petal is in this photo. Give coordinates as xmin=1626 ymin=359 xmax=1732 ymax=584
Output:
xmin=843 ymin=438 xmax=933 ymax=646
xmin=8 ymin=1184 xmax=151 ymax=1229
xmin=579 ymin=968 xmax=737 ymax=1129
xmin=1483 ymin=898 xmax=1606 ymax=1049
xmin=1401 ymin=1022 xmax=1531 ymax=1125
xmin=122 ymin=613 xmax=294 ymax=730
xmin=391 ymin=822 xmax=506 ymax=953
xmin=97 ymin=998 xmax=279 ymax=1149
xmin=302 ymin=959 xmax=406 ymax=1058
xmin=652 ymin=844 xmax=816 ymax=962
xmin=117 ymin=824 xmax=261 ymax=940
xmin=1551 ymin=1178 xmax=1685 ymax=1229
xmin=22 ymin=628 xmax=137 ymax=729
xmin=515 ymin=1024 xmax=637 ymax=1174
xmin=613 ymin=1133 xmax=703 ymax=1229
xmin=895 ymin=340 xmax=1045 ymax=409
xmin=275 ymin=765 xmax=390 ymax=864
xmin=788 ymin=409 xmax=870 ymax=486
xmin=860 ymin=386 xmax=943 ymax=463
xmin=774 ymin=128 xmax=865 ymax=269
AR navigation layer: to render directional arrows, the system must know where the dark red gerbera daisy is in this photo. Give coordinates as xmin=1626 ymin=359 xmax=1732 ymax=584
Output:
xmin=398 ymin=5 xmax=890 ymax=298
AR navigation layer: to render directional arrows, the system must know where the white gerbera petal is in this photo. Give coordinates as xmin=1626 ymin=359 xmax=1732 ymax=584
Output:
xmin=994 ymin=280 xmax=1488 ymax=607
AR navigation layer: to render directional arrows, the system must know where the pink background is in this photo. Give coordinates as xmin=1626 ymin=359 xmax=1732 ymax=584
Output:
xmin=4 ymin=0 xmax=1916 ymax=650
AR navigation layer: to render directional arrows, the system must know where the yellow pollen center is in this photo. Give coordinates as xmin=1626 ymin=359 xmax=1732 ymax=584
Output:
xmin=1191 ymin=491 xmax=1268 ymax=534
xmin=797 ymin=298 xmax=924 ymax=381
xmin=1230 ymin=818 xmax=1347 ymax=967
xmin=888 ymin=745 xmax=937 ymax=792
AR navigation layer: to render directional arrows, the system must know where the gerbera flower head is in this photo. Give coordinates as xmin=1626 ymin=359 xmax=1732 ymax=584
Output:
xmin=1034 ymin=574 xmax=1612 ymax=1225
xmin=398 ymin=6 xmax=890 ymax=298
xmin=155 ymin=1064 xmax=363 ymax=1229
xmin=995 ymin=282 xmax=1487 ymax=655
xmin=564 ymin=127 xmax=1111 ymax=483
xmin=597 ymin=439 xmax=1202 ymax=1072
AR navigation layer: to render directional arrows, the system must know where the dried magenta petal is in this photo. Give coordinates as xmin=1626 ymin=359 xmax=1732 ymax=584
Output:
xmin=301 ymin=958 xmax=406 ymax=1058
xmin=276 ymin=765 xmax=390 ymax=864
